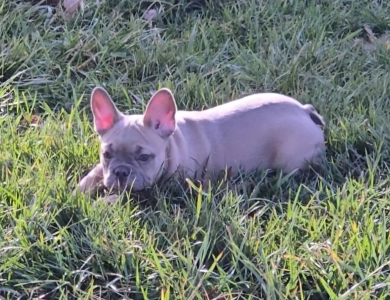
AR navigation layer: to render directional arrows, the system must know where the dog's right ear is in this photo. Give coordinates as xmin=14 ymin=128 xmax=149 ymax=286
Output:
xmin=91 ymin=87 xmax=122 ymax=135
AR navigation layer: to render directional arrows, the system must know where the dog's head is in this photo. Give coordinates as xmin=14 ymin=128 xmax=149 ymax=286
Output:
xmin=90 ymin=87 xmax=177 ymax=191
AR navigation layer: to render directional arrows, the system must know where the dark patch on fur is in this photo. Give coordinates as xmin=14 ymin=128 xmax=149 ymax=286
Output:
xmin=303 ymin=104 xmax=325 ymax=126
xmin=134 ymin=146 xmax=143 ymax=156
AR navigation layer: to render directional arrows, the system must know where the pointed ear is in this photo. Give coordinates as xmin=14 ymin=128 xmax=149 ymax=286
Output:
xmin=90 ymin=87 xmax=122 ymax=135
xmin=143 ymin=88 xmax=177 ymax=139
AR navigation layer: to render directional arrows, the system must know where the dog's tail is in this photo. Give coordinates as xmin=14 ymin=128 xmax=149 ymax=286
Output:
xmin=303 ymin=104 xmax=325 ymax=127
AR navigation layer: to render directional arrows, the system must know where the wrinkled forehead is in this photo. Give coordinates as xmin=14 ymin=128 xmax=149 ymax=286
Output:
xmin=100 ymin=117 xmax=163 ymax=152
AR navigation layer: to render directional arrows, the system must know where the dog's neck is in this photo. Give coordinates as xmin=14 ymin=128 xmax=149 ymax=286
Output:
xmin=163 ymin=140 xmax=172 ymax=173
xmin=162 ymin=127 xmax=211 ymax=182
xmin=162 ymin=129 xmax=190 ymax=177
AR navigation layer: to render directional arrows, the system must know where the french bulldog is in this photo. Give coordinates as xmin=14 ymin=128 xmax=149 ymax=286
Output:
xmin=75 ymin=87 xmax=325 ymax=194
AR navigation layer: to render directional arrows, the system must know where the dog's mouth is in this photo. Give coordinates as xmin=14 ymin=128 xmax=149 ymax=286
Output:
xmin=104 ymin=170 xmax=147 ymax=193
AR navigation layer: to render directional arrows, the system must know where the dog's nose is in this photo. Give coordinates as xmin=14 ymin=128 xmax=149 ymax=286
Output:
xmin=114 ymin=166 xmax=130 ymax=179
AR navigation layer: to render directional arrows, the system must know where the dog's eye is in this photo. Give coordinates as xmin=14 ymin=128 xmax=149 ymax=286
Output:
xmin=103 ymin=151 xmax=112 ymax=159
xmin=138 ymin=154 xmax=150 ymax=162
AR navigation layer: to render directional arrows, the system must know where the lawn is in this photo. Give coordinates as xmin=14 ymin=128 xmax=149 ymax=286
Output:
xmin=1 ymin=0 xmax=390 ymax=299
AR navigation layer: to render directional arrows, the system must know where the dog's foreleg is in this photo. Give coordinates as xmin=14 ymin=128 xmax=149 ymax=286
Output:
xmin=73 ymin=164 xmax=104 ymax=195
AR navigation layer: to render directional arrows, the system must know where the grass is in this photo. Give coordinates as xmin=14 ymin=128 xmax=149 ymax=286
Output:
xmin=1 ymin=0 xmax=390 ymax=299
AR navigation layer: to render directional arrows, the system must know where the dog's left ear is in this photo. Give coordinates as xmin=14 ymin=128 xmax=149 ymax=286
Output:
xmin=143 ymin=88 xmax=177 ymax=139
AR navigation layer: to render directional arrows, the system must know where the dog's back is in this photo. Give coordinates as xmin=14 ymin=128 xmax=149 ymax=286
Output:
xmin=173 ymin=93 xmax=325 ymax=176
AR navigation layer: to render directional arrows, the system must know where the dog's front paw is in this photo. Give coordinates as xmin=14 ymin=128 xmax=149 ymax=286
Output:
xmin=73 ymin=164 xmax=104 ymax=196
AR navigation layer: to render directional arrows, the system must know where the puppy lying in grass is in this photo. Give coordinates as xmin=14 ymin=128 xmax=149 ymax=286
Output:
xmin=75 ymin=87 xmax=325 ymax=195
